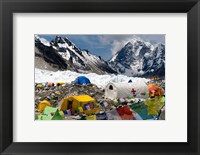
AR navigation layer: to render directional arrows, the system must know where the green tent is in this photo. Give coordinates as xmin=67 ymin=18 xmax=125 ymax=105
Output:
xmin=41 ymin=106 xmax=63 ymax=120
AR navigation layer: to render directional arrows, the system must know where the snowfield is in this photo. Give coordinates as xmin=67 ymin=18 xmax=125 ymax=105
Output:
xmin=35 ymin=68 xmax=149 ymax=89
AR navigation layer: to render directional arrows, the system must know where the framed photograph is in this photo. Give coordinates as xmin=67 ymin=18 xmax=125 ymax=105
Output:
xmin=34 ymin=33 xmax=166 ymax=121
xmin=0 ymin=0 xmax=200 ymax=154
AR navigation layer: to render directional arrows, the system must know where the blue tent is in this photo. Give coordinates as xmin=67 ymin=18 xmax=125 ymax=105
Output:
xmin=74 ymin=76 xmax=91 ymax=85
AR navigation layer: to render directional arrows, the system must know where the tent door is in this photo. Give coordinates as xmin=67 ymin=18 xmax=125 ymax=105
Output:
xmin=67 ymin=100 xmax=73 ymax=109
xmin=109 ymin=85 xmax=113 ymax=90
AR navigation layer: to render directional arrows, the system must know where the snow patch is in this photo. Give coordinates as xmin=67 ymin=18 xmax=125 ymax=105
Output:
xmin=35 ymin=35 xmax=50 ymax=47
xmin=58 ymin=50 xmax=71 ymax=60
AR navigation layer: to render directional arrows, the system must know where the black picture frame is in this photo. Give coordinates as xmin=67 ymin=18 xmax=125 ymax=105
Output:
xmin=0 ymin=0 xmax=200 ymax=154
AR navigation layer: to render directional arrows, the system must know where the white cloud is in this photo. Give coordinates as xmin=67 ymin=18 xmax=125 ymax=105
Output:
xmin=98 ymin=35 xmax=138 ymax=55
xmin=110 ymin=40 xmax=130 ymax=55
xmin=98 ymin=34 xmax=165 ymax=55
xmin=137 ymin=34 xmax=165 ymax=45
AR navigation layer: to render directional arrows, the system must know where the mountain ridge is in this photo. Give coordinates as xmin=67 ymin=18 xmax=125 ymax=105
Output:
xmin=35 ymin=35 xmax=117 ymax=74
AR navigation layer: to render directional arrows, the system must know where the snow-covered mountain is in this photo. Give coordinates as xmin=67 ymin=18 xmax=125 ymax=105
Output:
xmin=35 ymin=35 xmax=117 ymax=74
xmin=108 ymin=39 xmax=165 ymax=78
xmin=35 ymin=35 xmax=165 ymax=78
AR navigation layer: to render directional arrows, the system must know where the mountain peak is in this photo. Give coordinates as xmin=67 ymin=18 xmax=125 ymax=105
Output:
xmin=35 ymin=36 xmax=117 ymax=75
xmin=109 ymin=38 xmax=165 ymax=78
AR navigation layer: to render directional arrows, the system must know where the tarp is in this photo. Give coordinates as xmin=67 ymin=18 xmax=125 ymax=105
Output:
xmin=106 ymin=109 xmax=122 ymax=120
xmin=144 ymin=96 xmax=165 ymax=115
xmin=74 ymin=76 xmax=91 ymax=85
xmin=133 ymin=112 xmax=143 ymax=120
xmin=130 ymin=102 xmax=154 ymax=120
xmin=105 ymin=82 xmax=149 ymax=99
xmin=116 ymin=106 xmax=135 ymax=120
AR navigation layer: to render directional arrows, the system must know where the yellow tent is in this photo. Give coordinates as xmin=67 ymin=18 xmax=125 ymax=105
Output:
xmin=56 ymin=82 xmax=65 ymax=86
xmin=60 ymin=95 xmax=99 ymax=115
xmin=36 ymin=84 xmax=43 ymax=89
xmin=37 ymin=100 xmax=51 ymax=112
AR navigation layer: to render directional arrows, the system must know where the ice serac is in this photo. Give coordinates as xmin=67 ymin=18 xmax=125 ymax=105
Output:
xmin=35 ymin=35 xmax=117 ymax=75
xmin=108 ymin=40 xmax=165 ymax=78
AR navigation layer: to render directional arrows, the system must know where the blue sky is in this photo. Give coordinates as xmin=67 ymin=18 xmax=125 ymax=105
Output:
xmin=38 ymin=34 xmax=165 ymax=60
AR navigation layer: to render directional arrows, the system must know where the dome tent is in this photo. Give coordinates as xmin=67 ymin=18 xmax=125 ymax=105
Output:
xmin=74 ymin=76 xmax=91 ymax=85
xmin=105 ymin=81 xmax=149 ymax=99
xmin=37 ymin=100 xmax=51 ymax=112
xmin=60 ymin=95 xmax=98 ymax=115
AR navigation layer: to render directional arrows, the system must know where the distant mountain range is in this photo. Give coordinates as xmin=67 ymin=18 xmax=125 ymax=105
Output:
xmin=35 ymin=35 xmax=165 ymax=78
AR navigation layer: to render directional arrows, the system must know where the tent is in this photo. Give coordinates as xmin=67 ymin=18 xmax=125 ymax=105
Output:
xmin=105 ymin=82 xmax=149 ymax=99
xmin=60 ymin=95 xmax=99 ymax=115
xmin=37 ymin=100 xmax=51 ymax=112
xmin=128 ymin=79 xmax=132 ymax=83
xmin=46 ymin=82 xmax=54 ymax=87
xmin=74 ymin=76 xmax=91 ymax=85
xmin=56 ymin=82 xmax=65 ymax=86
xmin=40 ymin=106 xmax=63 ymax=120
xmin=148 ymin=84 xmax=164 ymax=98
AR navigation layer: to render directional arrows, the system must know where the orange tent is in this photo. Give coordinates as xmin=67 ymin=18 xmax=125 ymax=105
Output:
xmin=148 ymin=84 xmax=163 ymax=98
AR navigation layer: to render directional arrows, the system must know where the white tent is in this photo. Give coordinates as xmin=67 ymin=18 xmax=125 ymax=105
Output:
xmin=105 ymin=81 xmax=149 ymax=99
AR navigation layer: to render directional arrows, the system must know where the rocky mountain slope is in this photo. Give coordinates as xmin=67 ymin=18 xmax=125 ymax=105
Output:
xmin=108 ymin=39 xmax=165 ymax=78
xmin=35 ymin=36 xmax=117 ymax=74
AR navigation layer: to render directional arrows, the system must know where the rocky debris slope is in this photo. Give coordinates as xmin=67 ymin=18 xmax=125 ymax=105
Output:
xmin=35 ymin=79 xmax=165 ymax=120
xmin=35 ymin=83 xmax=104 ymax=108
